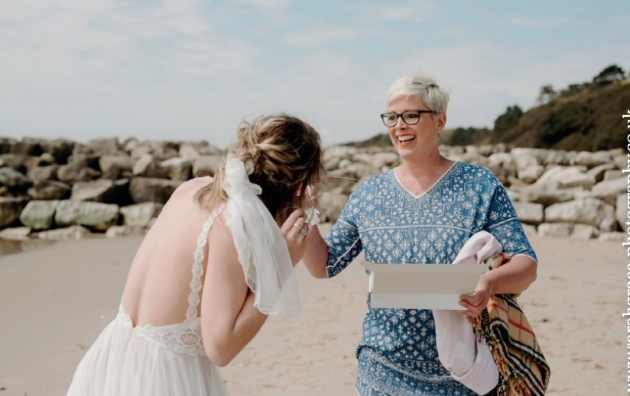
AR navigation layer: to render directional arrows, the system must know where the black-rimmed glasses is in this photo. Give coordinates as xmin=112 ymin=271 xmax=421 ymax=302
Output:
xmin=380 ymin=110 xmax=434 ymax=127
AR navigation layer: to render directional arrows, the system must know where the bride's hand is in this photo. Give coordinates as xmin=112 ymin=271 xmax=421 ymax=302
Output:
xmin=280 ymin=208 xmax=311 ymax=266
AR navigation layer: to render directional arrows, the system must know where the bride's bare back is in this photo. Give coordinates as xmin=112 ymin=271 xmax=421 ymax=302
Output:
xmin=121 ymin=177 xmax=214 ymax=327
xmin=117 ymin=175 xmax=293 ymax=366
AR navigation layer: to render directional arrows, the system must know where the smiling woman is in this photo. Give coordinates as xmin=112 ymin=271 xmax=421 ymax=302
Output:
xmin=383 ymin=76 xmax=451 ymax=196
xmin=301 ymin=72 xmax=541 ymax=396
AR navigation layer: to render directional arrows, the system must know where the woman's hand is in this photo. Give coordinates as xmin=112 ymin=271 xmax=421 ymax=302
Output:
xmin=459 ymin=274 xmax=494 ymax=318
xmin=280 ymin=208 xmax=312 ymax=266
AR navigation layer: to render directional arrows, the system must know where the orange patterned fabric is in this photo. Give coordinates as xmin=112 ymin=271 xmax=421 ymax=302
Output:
xmin=470 ymin=253 xmax=550 ymax=396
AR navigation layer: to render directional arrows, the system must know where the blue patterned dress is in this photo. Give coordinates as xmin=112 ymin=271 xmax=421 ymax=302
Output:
xmin=325 ymin=162 xmax=537 ymax=396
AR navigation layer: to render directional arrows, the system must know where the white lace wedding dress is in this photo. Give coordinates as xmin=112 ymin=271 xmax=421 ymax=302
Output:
xmin=67 ymin=209 xmax=230 ymax=396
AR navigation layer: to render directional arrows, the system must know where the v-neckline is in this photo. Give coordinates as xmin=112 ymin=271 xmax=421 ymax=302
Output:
xmin=392 ymin=161 xmax=459 ymax=198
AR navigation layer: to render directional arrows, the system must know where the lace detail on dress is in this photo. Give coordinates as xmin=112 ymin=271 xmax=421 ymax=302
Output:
xmin=133 ymin=318 xmax=205 ymax=356
xmin=117 ymin=304 xmax=133 ymax=328
xmin=187 ymin=207 xmax=224 ymax=321
xmin=116 ymin=207 xmax=225 ymax=356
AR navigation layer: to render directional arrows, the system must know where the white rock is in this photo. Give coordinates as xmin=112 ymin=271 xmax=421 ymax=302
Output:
xmin=506 ymin=189 xmax=521 ymax=202
xmin=618 ymin=194 xmax=628 ymax=230
xmin=614 ymin=152 xmax=629 ymax=171
xmin=353 ymin=152 xmax=399 ymax=169
xmin=120 ymin=202 xmax=163 ymax=227
xmin=19 ymin=200 xmax=60 ymax=230
xmin=70 ymin=179 xmax=116 ymax=202
xmin=55 ymin=200 xmax=120 ymax=230
xmin=179 ymin=144 xmax=201 ymax=160
xmin=537 ymin=223 xmax=573 ymax=238
xmin=517 ymin=165 xmax=545 ymax=184
xmin=603 ymin=170 xmax=624 ymax=181
xmin=591 ymin=177 xmax=627 ymax=205
xmin=99 ymin=155 xmax=134 ymax=174
xmin=192 ymin=155 xmax=223 ymax=177
xmin=318 ymin=188 xmax=349 ymax=223
xmin=536 ymin=166 xmax=597 ymax=190
xmin=544 ymin=198 xmax=614 ymax=230
xmin=105 ymin=225 xmax=145 ymax=238
xmin=324 ymin=146 xmax=357 ymax=161
xmin=587 ymin=163 xmax=616 ymax=182
xmin=513 ymin=202 xmax=544 ymax=225
xmin=599 ymin=232 xmax=628 ymax=242
xmin=542 ymin=150 xmax=575 ymax=166
xmin=537 ymin=166 xmax=586 ymax=184
xmin=571 ymin=151 xmax=614 ymax=168
xmin=558 ymin=173 xmax=596 ymax=189
xmin=488 ymin=152 xmax=516 ymax=172
xmin=160 ymin=157 xmax=192 ymax=181
xmin=0 ymin=227 xmax=32 ymax=240
xmin=520 ymin=182 xmax=581 ymax=205
xmin=37 ymin=225 xmax=91 ymax=240
xmin=570 ymin=224 xmax=600 ymax=240
xmin=521 ymin=224 xmax=537 ymax=236
xmin=511 ymin=148 xmax=546 ymax=170
xmin=133 ymin=153 xmax=154 ymax=175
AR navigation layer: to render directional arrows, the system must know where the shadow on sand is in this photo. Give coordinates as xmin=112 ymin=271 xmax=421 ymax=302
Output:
xmin=0 ymin=238 xmax=57 ymax=257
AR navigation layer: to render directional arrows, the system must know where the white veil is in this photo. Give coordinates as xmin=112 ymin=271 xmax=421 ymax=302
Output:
xmin=222 ymin=153 xmax=302 ymax=316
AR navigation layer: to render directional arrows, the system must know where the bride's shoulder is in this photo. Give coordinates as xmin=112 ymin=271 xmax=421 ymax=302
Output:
xmin=167 ymin=176 xmax=213 ymax=199
xmin=181 ymin=176 xmax=214 ymax=191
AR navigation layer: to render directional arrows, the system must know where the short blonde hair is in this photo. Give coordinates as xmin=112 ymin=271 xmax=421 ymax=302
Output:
xmin=387 ymin=73 xmax=450 ymax=116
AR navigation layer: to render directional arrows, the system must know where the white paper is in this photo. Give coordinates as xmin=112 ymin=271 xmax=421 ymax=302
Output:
xmin=360 ymin=260 xmax=489 ymax=310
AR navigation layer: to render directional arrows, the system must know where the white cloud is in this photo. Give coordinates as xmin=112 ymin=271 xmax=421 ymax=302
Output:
xmin=0 ymin=1 xmax=259 ymax=87
xmin=380 ymin=3 xmax=438 ymax=21
xmin=0 ymin=1 xmax=628 ymax=148
xmin=281 ymin=26 xmax=360 ymax=45
xmin=234 ymin=0 xmax=293 ymax=9
xmin=506 ymin=16 xmax=573 ymax=29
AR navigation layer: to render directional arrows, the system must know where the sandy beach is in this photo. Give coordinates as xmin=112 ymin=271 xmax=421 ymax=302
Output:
xmin=0 ymin=225 xmax=625 ymax=395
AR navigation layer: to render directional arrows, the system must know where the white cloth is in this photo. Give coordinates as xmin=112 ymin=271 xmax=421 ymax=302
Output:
xmin=222 ymin=153 xmax=301 ymax=316
xmin=67 ymin=211 xmax=230 ymax=396
xmin=66 ymin=309 xmax=229 ymax=396
xmin=433 ymin=230 xmax=501 ymax=395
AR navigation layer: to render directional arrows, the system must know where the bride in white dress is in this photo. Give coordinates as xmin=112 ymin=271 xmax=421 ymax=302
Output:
xmin=66 ymin=114 xmax=325 ymax=396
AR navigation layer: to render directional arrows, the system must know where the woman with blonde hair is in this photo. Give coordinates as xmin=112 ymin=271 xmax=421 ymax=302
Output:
xmin=67 ymin=114 xmax=325 ymax=395
xmin=303 ymin=74 xmax=540 ymax=395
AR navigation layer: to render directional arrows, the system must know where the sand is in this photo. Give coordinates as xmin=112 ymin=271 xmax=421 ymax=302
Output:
xmin=0 ymin=226 xmax=625 ymax=395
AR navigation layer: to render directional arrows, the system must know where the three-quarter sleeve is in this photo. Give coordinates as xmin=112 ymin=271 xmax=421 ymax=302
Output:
xmin=324 ymin=192 xmax=363 ymax=278
xmin=485 ymin=181 xmax=538 ymax=262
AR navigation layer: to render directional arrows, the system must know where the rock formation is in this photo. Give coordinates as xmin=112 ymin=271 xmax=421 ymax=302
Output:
xmin=0 ymin=137 xmax=626 ymax=242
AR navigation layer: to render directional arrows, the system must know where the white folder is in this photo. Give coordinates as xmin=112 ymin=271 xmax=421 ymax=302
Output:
xmin=360 ymin=260 xmax=489 ymax=310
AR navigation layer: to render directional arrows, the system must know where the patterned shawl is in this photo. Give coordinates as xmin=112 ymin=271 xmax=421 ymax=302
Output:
xmin=470 ymin=253 xmax=551 ymax=396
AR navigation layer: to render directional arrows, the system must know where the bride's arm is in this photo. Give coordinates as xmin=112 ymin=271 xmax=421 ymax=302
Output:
xmin=201 ymin=216 xmax=268 ymax=367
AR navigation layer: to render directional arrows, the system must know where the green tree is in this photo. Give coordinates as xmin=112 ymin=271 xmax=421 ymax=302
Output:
xmin=536 ymin=85 xmax=557 ymax=105
xmin=493 ymin=105 xmax=523 ymax=132
xmin=443 ymin=127 xmax=490 ymax=146
xmin=592 ymin=64 xmax=625 ymax=86
xmin=559 ymin=83 xmax=589 ymax=98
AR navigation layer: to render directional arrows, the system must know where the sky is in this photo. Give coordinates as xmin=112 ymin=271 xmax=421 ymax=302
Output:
xmin=1 ymin=0 xmax=629 ymax=149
